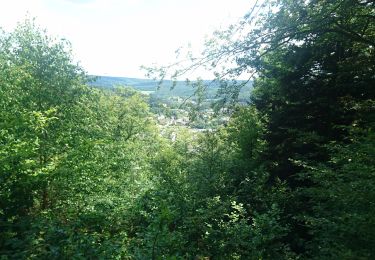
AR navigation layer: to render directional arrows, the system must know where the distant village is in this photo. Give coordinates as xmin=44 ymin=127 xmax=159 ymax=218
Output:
xmin=152 ymin=96 xmax=230 ymax=142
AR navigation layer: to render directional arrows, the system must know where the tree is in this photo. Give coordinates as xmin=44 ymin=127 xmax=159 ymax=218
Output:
xmin=0 ymin=19 xmax=90 ymax=257
xmin=146 ymin=0 xmax=375 ymax=257
xmin=0 ymin=20 xmax=161 ymax=258
xmin=298 ymin=126 xmax=375 ymax=258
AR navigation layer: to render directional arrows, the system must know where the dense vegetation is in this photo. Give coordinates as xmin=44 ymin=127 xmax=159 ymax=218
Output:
xmin=1 ymin=0 xmax=374 ymax=259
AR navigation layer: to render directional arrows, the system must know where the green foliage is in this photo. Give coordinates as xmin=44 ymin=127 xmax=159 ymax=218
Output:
xmin=142 ymin=0 xmax=374 ymax=258
xmin=244 ymin=1 xmax=375 ymax=255
xmin=297 ymin=127 xmax=375 ymax=259
xmin=0 ymin=20 xmax=159 ymax=259
xmin=125 ymin=108 xmax=294 ymax=259
xmin=2 ymin=1 xmax=374 ymax=258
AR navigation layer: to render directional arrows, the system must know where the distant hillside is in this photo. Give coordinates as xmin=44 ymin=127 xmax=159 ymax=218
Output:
xmin=89 ymin=76 xmax=158 ymax=91
xmin=89 ymin=76 xmax=252 ymax=99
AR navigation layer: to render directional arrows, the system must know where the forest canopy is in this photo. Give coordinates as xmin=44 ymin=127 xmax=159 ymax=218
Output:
xmin=1 ymin=0 xmax=375 ymax=259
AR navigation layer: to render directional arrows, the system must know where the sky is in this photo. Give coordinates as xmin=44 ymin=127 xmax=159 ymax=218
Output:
xmin=0 ymin=0 xmax=252 ymax=78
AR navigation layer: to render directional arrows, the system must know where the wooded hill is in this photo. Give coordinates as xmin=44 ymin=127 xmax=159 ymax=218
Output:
xmin=90 ymin=75 xmax=253 ymax=99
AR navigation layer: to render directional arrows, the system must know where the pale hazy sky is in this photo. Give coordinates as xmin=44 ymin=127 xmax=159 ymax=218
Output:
xmin=0 ymin=0 xmax=252 ymax=77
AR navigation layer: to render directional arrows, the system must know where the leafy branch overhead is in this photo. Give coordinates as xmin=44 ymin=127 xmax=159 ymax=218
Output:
xmin=144 ymin=0 xmax=374 ymax=107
